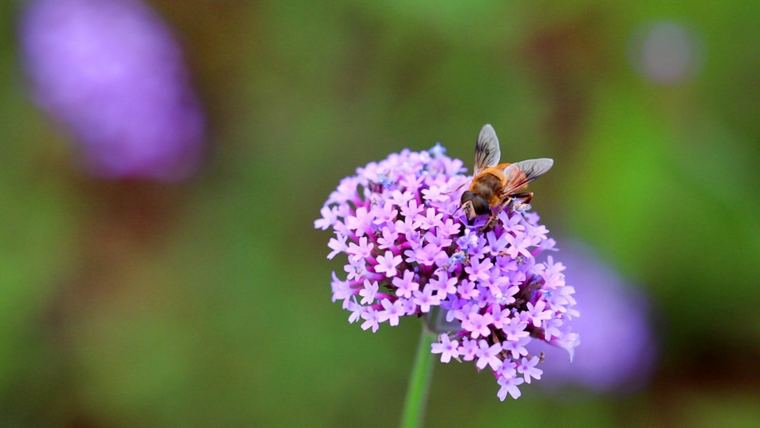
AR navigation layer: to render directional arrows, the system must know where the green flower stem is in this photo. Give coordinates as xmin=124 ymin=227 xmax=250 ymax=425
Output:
xmin=400 ymin=326 xmax=437 ymax=428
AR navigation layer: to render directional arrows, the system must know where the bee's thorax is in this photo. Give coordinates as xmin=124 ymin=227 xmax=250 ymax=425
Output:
xmin=469 ymin=172 xmax=504 ymax=205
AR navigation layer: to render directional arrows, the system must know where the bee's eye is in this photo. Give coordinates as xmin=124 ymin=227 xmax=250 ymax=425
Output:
xmin=461 ymin=191 xmax=476 ymax=204
xmin=473 ymin=196 xmax=490 ymax=215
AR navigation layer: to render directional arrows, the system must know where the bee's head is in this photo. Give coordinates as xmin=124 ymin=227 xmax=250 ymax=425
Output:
xmin=460 ymin=191 xmax=490 ymax=221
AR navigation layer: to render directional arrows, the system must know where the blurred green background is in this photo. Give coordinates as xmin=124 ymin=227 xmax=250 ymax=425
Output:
xmin=1 ymin=0 xmax=759 ymax=427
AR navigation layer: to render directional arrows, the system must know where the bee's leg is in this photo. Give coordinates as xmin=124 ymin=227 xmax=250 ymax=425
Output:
xmin=482 ymin=198 xmax=512 ymax=232
xmin=510 ymin=192 xmax=533 ymax=210
xmin=443 ymin=182 xmax=468 ymax=196
xmin=481 ymin=193 xmax=534 ymax=231
xmin=483 ymin=213 xmax=497 ymax=231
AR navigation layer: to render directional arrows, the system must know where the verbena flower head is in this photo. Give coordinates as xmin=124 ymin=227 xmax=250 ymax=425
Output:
xmin=315 ymin=145 xmax=580 ymax=401
xmin=20 ymin=0 xmax=205 ymax=181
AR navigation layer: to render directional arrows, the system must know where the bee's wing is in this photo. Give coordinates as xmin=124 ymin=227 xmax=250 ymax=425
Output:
xmin=474 ymin=124 xmax=501 ymax=174
xmin=503 ymin=158 xmax=554 ymax=194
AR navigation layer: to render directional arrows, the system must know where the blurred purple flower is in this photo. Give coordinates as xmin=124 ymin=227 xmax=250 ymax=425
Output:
xmin=20 ymin=0 xmax=205 ymax=181
xmin=315 ymin=145 xmax=580 ymax=401
xmin=631 ymin=21 xmax=702 ymax=85
xmin=531 ymin=242 xmax=657 ymax=393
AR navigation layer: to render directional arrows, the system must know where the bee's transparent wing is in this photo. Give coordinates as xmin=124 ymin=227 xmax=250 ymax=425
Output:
xmin=474 ymin=124 xmax=501 ymax=174
xmin=503 ymin=158 xmax=554 ymax=194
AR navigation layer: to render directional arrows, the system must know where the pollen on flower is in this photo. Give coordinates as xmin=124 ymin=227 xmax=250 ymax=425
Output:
xmin=315 ymin=146 xmax=579 ymax=401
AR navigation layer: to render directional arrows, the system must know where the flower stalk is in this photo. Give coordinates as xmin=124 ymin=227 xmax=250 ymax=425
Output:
xmin=400 ymin=326 xmax=437 ymax=428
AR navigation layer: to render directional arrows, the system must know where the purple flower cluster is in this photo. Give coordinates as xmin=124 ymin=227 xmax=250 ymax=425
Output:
xmin=315 ymin=145 xmax=579 ymax=401
xmin=20 ymin=0 xmax=205 ymax=181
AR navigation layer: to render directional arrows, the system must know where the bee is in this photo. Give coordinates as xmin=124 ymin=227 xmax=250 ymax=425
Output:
xmin=460 ymin=124 xmax=554 ymax=226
